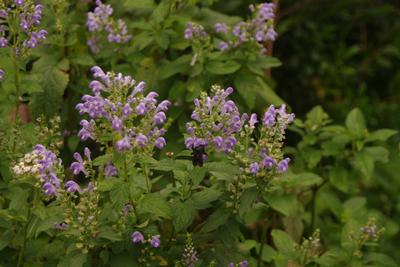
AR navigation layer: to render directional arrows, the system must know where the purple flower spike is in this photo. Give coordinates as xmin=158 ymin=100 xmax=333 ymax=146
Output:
xmin=239 ymin=261 xmax=249 ymax=267
xmin=131 ymin=231 xmax=144 ymax=244
xmin=150 ymin=235 xmax=161 ymax=248
xmin=65 ymin=180 xmax=82 ymax=194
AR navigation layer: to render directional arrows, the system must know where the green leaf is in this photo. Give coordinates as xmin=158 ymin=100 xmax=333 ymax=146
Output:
xmin=190 ymin=188 xmax=222 ymax=210
xmin=234 ymin=73 xmax=258 ymax=109
xmin=158 ymin=55 xmax=191 ymax=79
xmin=366 ymin=129 xmax=397 ymax=142
xmin=98 ymin=227 xmax=122 ymax=242
xmin=124 ymin=0 xmax=155 ymax=9
xmin=138 ymin=193 xmax=172 ymax=219
xmin=206 ymin=162 xmax=239 ymax=181
xmin=271 ymin=229 xmax=296 ymax=255
xmin=200 ymin=209 xmax=230 ymax=233
xmin=330 ymin=166 xmax=349 ymax=192
xmin=31 ymin=56 xmax=70 ymax=117
xmin=306 ymin=105 xmax=329 ymax=128
xmin=281 ymin=172 xmax=323 ymax=188
xmin=69 ymin=53 xmax=95 ymax=66
xmin=93 ymin=154 xmax=113 ymax=166
xmin=256 ymin=77 xmax=285 ymax=105
xmin=345 ymin=108 xmax=366 ymax=138
xmin=172 ymin=201 xmax=195 ymax=232
xmin=206 ymin=60 xmax=241 ymax=75
xmin=265 ymin=194 xmax=300 ymax=216
xmin=364 ymin=146 xmax=389 ymax=163
xmin=351 ymin=150 xmax=374 ymax=180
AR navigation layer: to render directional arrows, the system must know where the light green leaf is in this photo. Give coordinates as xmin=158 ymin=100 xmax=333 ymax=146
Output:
xmin=366 ymin=129 xmax=397 ymax=143
xmin=271 ymin=229 xmax=296 ymax=255
xmin=345 ymin=108 xmax=366 ymax=138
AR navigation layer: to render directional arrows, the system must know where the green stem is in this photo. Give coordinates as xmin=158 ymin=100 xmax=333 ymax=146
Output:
xmin=310 ymin=186 xmax=317 ymax=230
xmin=257 ymin=221 xmax=268 ymax=267
xmin=13 ymin=53 xmax=20 ymax=122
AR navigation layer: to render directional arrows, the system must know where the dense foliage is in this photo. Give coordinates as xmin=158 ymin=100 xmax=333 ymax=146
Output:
xmin=0 ymin=0 xmax=398 ymax=266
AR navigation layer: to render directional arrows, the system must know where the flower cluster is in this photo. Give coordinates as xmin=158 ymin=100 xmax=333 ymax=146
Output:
xmin=240 ymin=104 xmax=294 ymax=177
xmin=184 ymin=22 xmax=207 ymax=41
xmin=86 ymin=0 xmax=131 ymax=53
xmin=185 ymin=85 xmax=246 ymax=153
xmin=214 ymin=2 xmax=277 ymax=52
xmin=181 ymin=234 xmax=198 ymax=267
xmin=76 ymin=66 xmax=170 ymax=155
xmin=228 ymin=260 xmax=249 ymax=267
xmin=13 ymin=145 xmax=62 ymax=196
xmin=0 ymin=69 xmax=4 ymax=81
xmin=0 ymin=0 xmax=47 ymax=55
xmin=131 ymin=231 xmax=161 ymax=248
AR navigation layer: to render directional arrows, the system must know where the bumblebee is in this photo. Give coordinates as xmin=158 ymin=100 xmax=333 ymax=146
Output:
xmin=191 ymin=145 xmax=207 ymax=167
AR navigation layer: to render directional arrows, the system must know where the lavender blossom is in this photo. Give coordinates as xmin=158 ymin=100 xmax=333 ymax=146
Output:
xmin=86 ymin=0 xmax=131 ymax=53
xmin=77 ymin=66 xmax=169 ymax=154
xmin=277 ymin=158 xmax=290 ymax=173
xmin=150 ymin=235 xmax=161 ymax=248
xmin=0 ymin=69 xmax=4 ymax=81
xmin=215 ymin=22 xmax=228 ymax=34
xmin=184 ymin=22 xmax=207 ymax=40
xmin=70 ymin=152 xmax=87 ymax=175
xmin=185 ymin=86 xmax=244 ymax=154
xmin=131 ymin=231 xmax=144 ymax=243
xmin=249 ymin=162 xmax=260 ymax=174
xmin=54 ymin=222 xmax=68 ymax=230
xmin=104 ymin=162 xmax=117 ymax=177
xmin=65 ymin=180 xmax=82 ymax=194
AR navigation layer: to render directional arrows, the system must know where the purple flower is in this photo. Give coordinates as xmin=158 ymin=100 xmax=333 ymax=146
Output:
xmin=214 ymin=136 xmax=224 ymax=150
xmin=224 ymin=136 xmax=237 ymax=152
xmin=135 ymin=133 xmax=148 ymax=147
xmin=150 ymin=235 xmax=161 ymax=248
xmin=89 ymin=80 xmax=105 ymax=94
xmin=249 ymin=162 xmax=260 ymax=174
xmin=262 ymin=105 xmax=276 ymax=127
xmin=104 ymin=163 xmax=117 ymax=177
xmin=239 ymin=261 xmax=249 ymax=267
xmin=54 ymin=222 xmax=68 ymax=230
xmin=0 ymin=69 xmax=4 ymax=81
xmin=277 ymin=158 xmax=290 ymax=173
xmin=154 ymin=137 xmax=166 ymax=149
xmin=218 ymin=41 xmax=229 ymax=51
xmin=184 ymin=22 xmax=206 ymax=40
xmin=84 ymin=147 xmax=91 ymax=161
xmin=116 ymin=136 xmax=131 ymax=151
xmin=262 ymin=156 xmax=276 ymax=169
xmin=122 ymin=103 xmax=132 ymax=117
xmin=14 ymin=0 xmax=25 ymax=6
xmin=123 ymin=204 xmax=133 ymax=215
xmin=249 ymin=113 xmax=258 ymax=128
xmin=136 ymin=102 xmax=146 ymax=115
xmin=131 ymin=231 xmax=144 ymax=243
xmin=43 ymin=182 xmax=56 ymax=196
xmin=154 ymin=112 xmax=166 ymax=125
xmin=70 ymin=152 xmax=87 ymax=175
xmin=0 ymin=37 xmax=7 ymax=48
xmin=112 ymin=116 xmax=123 ymax=131
xmin=156 ymin=100 xmax=171 ymax=112
xmin=65 ymin=180 xmax=82 ymax=193
xmin=215 ymin=22 xmax=228 ymax=33
xmin=0 ymin=9 xmax=8 ymax=18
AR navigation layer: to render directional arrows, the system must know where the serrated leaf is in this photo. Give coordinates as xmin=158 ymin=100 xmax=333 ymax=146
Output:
xmin=200 ymin=209 xmax=230 ymax=233
xmin=191 ymin=188 xmax=222 ymax=210
xmin=351 ymin=151 xmax=374 ymax=180
xmin=138 ymin=194 xmax=172 ymax=219
xmin=206 ymin=60 xmax=241 ymax=75
xmin=271 ymin=229 xmax=296 ymax=255
xmin=172 ymin=201 xmax=195 ymax=232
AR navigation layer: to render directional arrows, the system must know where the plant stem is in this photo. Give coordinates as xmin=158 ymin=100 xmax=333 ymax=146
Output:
xmin=310 ymin=186 xmax=317 ymax=230
xmin=257 ymin=221 xmax=268 ymax=267
xmin=13 ymin=53 xmax=21 ymax=122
